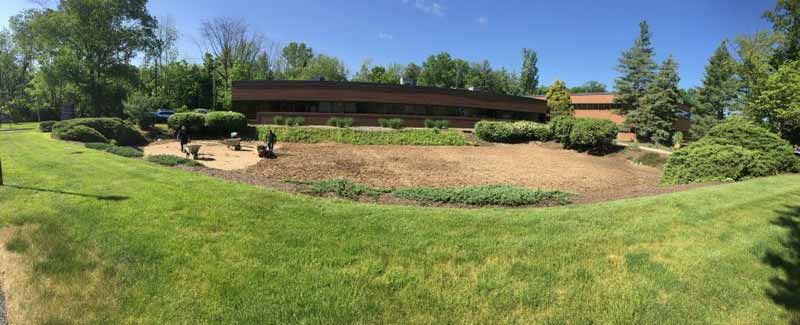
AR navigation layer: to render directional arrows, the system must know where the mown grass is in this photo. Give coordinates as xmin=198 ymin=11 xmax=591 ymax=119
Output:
xmin=256 ymin=125 xmax=469 ymax=146
xmin=0 ymin=121 xmax=39 ymax=130
xmin=1 ymin=131 xmax=800 ymax=323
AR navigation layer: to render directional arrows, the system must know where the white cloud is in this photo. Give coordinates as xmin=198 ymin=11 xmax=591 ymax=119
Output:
xmin=403 ymin=0 xmax=445 ymax=17
xmin=378 ymin=32 xmax=394 ymax=40
xmin=477 ymin=16 xmax=488 ymax=25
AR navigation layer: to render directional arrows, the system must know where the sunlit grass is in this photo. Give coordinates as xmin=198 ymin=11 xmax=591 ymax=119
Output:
xmin=0 ymin=131 xmax=799 ymax=323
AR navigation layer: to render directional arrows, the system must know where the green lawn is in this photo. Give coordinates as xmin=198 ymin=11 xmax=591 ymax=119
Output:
xmin=1 ymin=131 xmax=799 ymax=323
xmin=0 ymin=121 xmax=39 ymax=130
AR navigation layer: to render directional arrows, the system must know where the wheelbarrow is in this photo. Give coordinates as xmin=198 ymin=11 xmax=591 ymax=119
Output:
xmin=185 ymin=144 xmax=202 ymax=160
xmin=222 ymin=138 xmax=242 ymax=151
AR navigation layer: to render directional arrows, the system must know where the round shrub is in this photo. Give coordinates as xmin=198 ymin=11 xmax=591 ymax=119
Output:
xmin=168 ymin=112 xmax=206 ymax=133
xmin=662 ymin=144 xmax=759 ymax=184
xmin=273 ymin=115 xmax=284 ymax=125
xmin=474 ymin=121 xmax=514 ymax=142
xmin=52 ymin=118 xmax=146 ymax=146
xmin=567 ymin=118 xmax=618 ymax=153
xmin=204 ymin=111 xmax=247 ymax=136
xmin=474 ymin=120 xmax=551 ymax=143
xmin=549 ymin=116 xmax=575 ymax=144
xmin=699 ymin=117 xmax=797 ymax=173
xmin=39 ymin=121 xmax=57 ymax=132
xmin=58 ymin=125 xmax=108 ymax=143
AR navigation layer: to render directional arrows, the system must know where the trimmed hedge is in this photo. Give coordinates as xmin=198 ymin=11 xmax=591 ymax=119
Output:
xmin=52 ymin=118 xmax=146 ymax=146
xmin=167 ymin=112 xmax=206 ymax=133
xmin=39 ymin=121 xmax=57 ymax=132
xmin=567 ymin=118 xmax=619 ymax=153
xmin=474 ymin=120 xmax=552 ymax=143
xmin=662 ymin=118 xmax=798 ymax=184
xmin=146 ymin=154 xmax=204 ymax=167
xmin=205 ymin=111 xmax=247 ymax=136
xmin=257 ymin=126 xmax=469 ymax=146
xmin=58 ymin=125 xmax=109 ymax=143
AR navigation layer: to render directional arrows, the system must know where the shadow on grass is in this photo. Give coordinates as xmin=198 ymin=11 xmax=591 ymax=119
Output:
xmin=764 ymin=205 xmax=800 ymax=320
xmin=4 ymin=185 xmax=128 ymax=201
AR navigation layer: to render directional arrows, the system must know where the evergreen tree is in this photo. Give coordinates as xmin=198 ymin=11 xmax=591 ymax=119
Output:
xmin=519 ymin=48 xmax=539 ymax=95
xmin=691 ymin=40 xmax=740 ymax=138
xmin=613 ymin=21 xmax=657 ymax=114
xmin=763 ymin=0 xmax=800 ymax=65
xmin=545 ymin=80 xmax=573 ymax=118
xmin=626 ymin=56 xmax=680 ymax=145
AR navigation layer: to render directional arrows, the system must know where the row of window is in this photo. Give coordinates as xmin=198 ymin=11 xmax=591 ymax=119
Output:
xmin=233 ymin=100 xmax=545 ymax=121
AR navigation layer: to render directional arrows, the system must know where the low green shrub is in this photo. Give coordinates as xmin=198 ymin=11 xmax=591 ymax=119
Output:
xmin=146 ymin=154 xmax=204 ymax=167
xmin=205 ymin=111 xmax=247 ymax=136
xmin=273 ymin=115 xmax=284 ymax=125
xmin=698 ymin=117 xmax=797 ymax=173
xmin=167 ymin=113 xmax=206 ymax=133
xmin=85 ymin=142 xmax=114 ymax=151
xmin=295 ymin=179 xmax=388 ymax=199
xmin=473 ymin=120 xmax=551 ymax=143
xmin=549 ymin=116 xmax=575 ymax=144
xmin=327 ymin=117 xmax=354 ymax=128
xmin=257 ymin=126 xmax=469 ymax=146
xmin=567 ymin=118 xmax=619 ymax=153
xmin=58 ymin=125 xmax=109 ymax=143
xmin=424 ymin=119 xmax=449 ymax=129
xmin=284 ymin=117 xmax=294 ymax=126
xmin=392 ymin=185 xmax=569 ymax=206
xmin=106 ymin=146 xmax=144 ymax=158
xmin=39 ymin=121 xmax=57 ymax=132
xmin=379 ymin=118 xmax=404 ymax=129
xmin=632 ymin=152 xmax=666 ymax=167
xmin=52 ymin=117 xmax=146 ymax=146
xmin=662 ymin=144 xmax=759 ymax=184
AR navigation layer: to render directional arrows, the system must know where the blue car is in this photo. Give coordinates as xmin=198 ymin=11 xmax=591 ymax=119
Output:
xmin=153 ymin=109 xmax=175 ymax=122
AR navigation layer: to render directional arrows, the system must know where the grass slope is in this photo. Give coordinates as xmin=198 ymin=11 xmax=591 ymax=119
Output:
xmin=1 ymin=131 xmax=799 ymax=323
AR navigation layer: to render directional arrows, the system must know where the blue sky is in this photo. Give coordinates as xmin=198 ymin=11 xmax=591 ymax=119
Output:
xmin=0 ymin=0 xmax=776 ymax=89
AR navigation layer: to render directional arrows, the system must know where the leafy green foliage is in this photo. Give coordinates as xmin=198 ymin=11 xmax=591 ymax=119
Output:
xmin=545 ymin=80 xmax=573 ymax=118
xmin=570 ymin=81 xmax=607 ymax=93
xmin=167 ymin=113 xmax=206 ymax=133
xmin=105 ymin=146 xmax=144 ymax=158
xmin=204 ymin=111 xmax=247 ymax=136
xmin=424 ymin=119 xmax=449 ymax=129
xmin=392 ymin=185 xmax=569 ymax=206
xmin=326 ymin=117 xmax=354 ymax=128
xmin=694 ymin=40 xmax=740 ymax=129
xmin=474 ymin=120 xmax=551 ymax=143
xmin=746 ymin=60 xmax=800 ymax=144
xmin=123 ymin=92 xmax=156 ymax=129
xmin=58 ymin=125 xmax=108 ymax=143
xmin=567 ymin=118 xmax=619 ymax=153
xmin=663 ymin=118 xmax=798 ymax=184
xmin=378 ymin=118 xmax=404 ymax=129
xmin=631 ymin=152 xmax=666 ymax=167
xmin=257 ymin=126 xmax=468 ymax=146
xmin=146 ymin=154 xmax=204 ymax=167
xmin=39 ymin=120 xmax=56 ymax=132
xmin=519 ymin=48 xmax=539 ymax=95
xmin=672 ymin=131 xmax=684 ymax=146
xmin=273 ymin=115 xmax=283 ymax=125
xmin=549 ymin=116 xmax=575 ymax=145
xmin=84 ymin=142 xmax=114 ymax=151
xmin=295 ymin=179 xmax=388 ymax=199
xmin=626 ymin=57 xmax=680 ymax=145
xmin=52 ymin=118 xmax=146 ymax=146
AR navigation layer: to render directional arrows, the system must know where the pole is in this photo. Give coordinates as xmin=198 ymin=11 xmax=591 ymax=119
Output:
xmin=1 ymin=157 xmax=4 ymax=186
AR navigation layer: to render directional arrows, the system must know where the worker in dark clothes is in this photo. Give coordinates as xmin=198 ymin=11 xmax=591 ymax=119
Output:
xmin=176 ymin=126 xmax=190 ymax=153
xmin=267 ymin=130 xmax=277 ymax=157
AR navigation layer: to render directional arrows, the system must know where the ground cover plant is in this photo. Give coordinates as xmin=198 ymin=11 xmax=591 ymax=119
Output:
xmin=291 ymin=179 xmax=389 ymax=199
xmin=257 ymin=126 xmax=469 ymax=146
xmin=392 ymin=184 xmax=569 ymax=206
xmin=2 ymin=131 xmax=800 ymax=323
xmin=84 ymin=142 xmax=144 ymax=158
xmin=146 ymin=154 xmax=205 ymax=167
xmin=630 ymin=152 xmax=667 ymax=168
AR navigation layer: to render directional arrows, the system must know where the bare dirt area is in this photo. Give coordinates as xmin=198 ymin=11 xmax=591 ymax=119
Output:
xmin=167 ymin=140 xmax=712 ymax=204
xmin=143 ymin=140 xmax=262 ymax=170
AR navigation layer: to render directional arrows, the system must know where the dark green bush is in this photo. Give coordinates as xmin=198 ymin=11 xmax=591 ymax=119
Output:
xmin=273 ymin=115 xmax=284 ymax=125
xmin=293 ymin=116 xmax=305 ymax=126
xmin=85 ymin=142 xmax=114 ymax=151
xmin=632 ymin=152 xmax=666 ymax=167
xmin=296 ymin=179 xmax=387 ymax=199
xmin=52 ymin=118 xmax=146 ymax=146
xmin=424 ymin=119 xmax=449 ymax=129
xmin=379 ymin=118 xmax=404 ymax=129
xmin=146 ymin=155 xmax=204 ymax=167
xmin=392 ymin=185 xmax=569 ymax=206
xmin=327 ymin=117 xmax=354 ymax=128
xmin=58 ymin=125 xmax=109 ymax=143
xmin=549 ymin=116 xmax=575 ymax=145
xmin=168 ymin=113 xmax=206 ymax=133
xmin=205 ymin=111 xmax=247 ymax=136
xmin=473 ymin=120 xmax=551 ymax=143
xmin=39 ymin=121 xmax=57 ymax=132
xmin=662 ymin=144 xmax=759 ymax=184
xmin=106 ymin=146 xmax=144 ymax=158
xmin=284 ymin=117 xmax=294 ymax=126
xmin=567 ymin=118 xmax=619 ymax=153
xmin=698 ymin=117 xmax=797 ymax=173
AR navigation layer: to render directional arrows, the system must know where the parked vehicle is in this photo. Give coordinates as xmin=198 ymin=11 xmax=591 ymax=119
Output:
xmin=153 ymin=109 xmax=175 ymax=122
xmin=193 ymin=108 xmax=209 ymax=114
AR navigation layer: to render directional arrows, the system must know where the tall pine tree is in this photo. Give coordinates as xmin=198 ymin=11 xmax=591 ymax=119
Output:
xmin=625 ymin=56 xmax=680 ymax=145
xmin=519 ymin=48 xmax=539 ymax=95
xmin=614 ymin=21 xmax=657 ymax=114
xmin=692 ymin=40 xmax=740 ymax=138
